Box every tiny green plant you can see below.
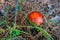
[18,4,23,11]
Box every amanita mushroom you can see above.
[29,11,43,25]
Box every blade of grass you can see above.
[35,27,54,40]
[14,0,18,28]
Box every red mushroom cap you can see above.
[29,11,43,25]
